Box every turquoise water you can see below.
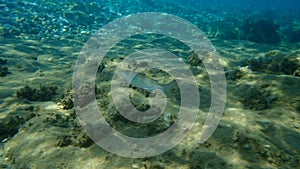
[1,0,300,43]
[0,0,300,168]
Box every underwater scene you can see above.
[0,0,300,168]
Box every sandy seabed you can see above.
[0,34,299,169]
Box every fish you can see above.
[116,70,177,95]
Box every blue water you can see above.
[185,0,300,9]
[1,0,299,43]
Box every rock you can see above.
[150,161,164,169]
[0,66,9,77]
[0,110,35,141]
[241,50,300,76]
[0,58,7,65]
[189,151,229,169]
[225,68,245,81]
[0,58,9,77]
[241,18,280,44]
[188,53,203,67]
[0,23,4,37]
[289,21,300,42]
[15,85,57,101]
[71,131,93,147]
[208,18,240,40]
[59,98,74,110]
[235,85,270,110]
[131,163,139,169]
[55,135,72,147]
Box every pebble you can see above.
[132,163,139,169]
[243,143,251,149]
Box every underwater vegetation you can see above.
[0,0,299,168]
[241,50,300,76]
[54,115,94,148]
[241,18,281,44]
[206,18,240,40]
[15,84,57,101]
[225,68,245,81]
[289,21,300,42]
[59,88,74,110]
[59,97,74,110]
[240,85,272,110]
[0,57,9,77]
[0,106,35,141]
[205,16,283,44]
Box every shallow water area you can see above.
[0,0,300,168]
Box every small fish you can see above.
[116,70,177,95]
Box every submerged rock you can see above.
[15,84,57,101]
[0,66,9,77]
[241,50,300,76]
[225,68,245,81]
[289,21,300,43]
[0,58,7,65]
[243,87,269,110]
[234,84,272,110]
[241,18,280,44]
[0,57,9,77]
[0,109,35,141]
[208,18,240,40]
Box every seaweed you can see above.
[16,84,57,101]
[0,111,35,140]
[0,57,7,65]
[242,86,270,110]
[55,135,72,147]
[208,18,240,40]
[241,18,280,44]
[60,98,74,110]
[188,53,204,67]
[290,30,300,43]
[55,119,93,148]
[225,68,245,81]
[289,22,300,43]
[0,66,9,77]
[242,50,299,76]
[0,57,9,77]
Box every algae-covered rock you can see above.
[225,68,245,81]
[243,89,269,110]
[234,84,272,110]
[55,129,93,148]
[241,18,280,44]
[188,53,203,67]
[242,50,300,76]
[73,83,97,108]
[0,66,9,77]
[289,21,300,43]
[60,98,74,110]
[189,151,229,169]
[55,135,72,147]
[71,131,93,147]
[129,91,150,111]
[15,84,57,101]
[208,19,240,40]
[0,57,9,77]
[0,110,35,141]
[59,88,74,110]
[0,58,7,65]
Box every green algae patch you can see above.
[15,85,57,101]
